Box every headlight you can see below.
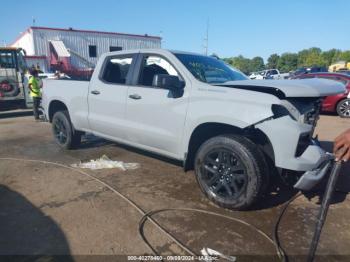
[271,100,300,121]
[272,99,322,126]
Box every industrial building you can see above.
[11,26,161,74]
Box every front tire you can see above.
[52,110,81,149]
[194,135,269,210]
[336,99,350,118]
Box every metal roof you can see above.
[30,26,161,40]
[0,47,20,50]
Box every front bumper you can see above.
[256,115,326,172]
[294,153,334,191]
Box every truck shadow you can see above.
[0,185,73,260]
[77,136,350,210]
[78,134,183,166]
[77,133,114,149]
[0,110,33,119]
[250,140,350,210]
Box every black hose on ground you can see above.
[307,161,343,262]
[1,157,341,261]
[273,193,303,262]
[0,157,285,260]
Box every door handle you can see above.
[129,94,142,100]
[91,90,100,95]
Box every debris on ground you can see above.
[71,155,140,170]
[200,247,236,262]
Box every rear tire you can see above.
[194,134,269,210]
[52,110,81,149]
[336,98,350,118]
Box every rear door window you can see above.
[101,55,134,84]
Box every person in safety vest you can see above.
[28,68,42,120]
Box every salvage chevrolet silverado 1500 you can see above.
[42,49,345,210]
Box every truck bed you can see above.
[42,79,90,131]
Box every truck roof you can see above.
[0,47,20,51]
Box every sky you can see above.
[1,0,349,61]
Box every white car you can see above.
[42,49,344,210]
[249,69,282,80]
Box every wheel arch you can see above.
[48,100,69,122]
[184,122,275,171]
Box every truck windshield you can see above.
[0,50,16,69]
[16,50,27,72]
[174,53,248,84]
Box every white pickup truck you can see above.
[249,69,288,80]
[42,49,345,210]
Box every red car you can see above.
[293,72,350,117]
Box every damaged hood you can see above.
[215,78,346,98]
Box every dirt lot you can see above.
[0,111,350,261]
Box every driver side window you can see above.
[138,56,178,87]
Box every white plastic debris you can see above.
[71,155,140,171]
[200,247,236,262]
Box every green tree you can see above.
[224,47,350,74]
[339,51,350,62]
[266,53,280,69]
[321,49,340,66]
[304,52,327,67]
[277,53,298,73]
[331,50,344,63]
[250,56,265,72]
[297,47,322,67]
[228,55,251,75]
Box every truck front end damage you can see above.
[255,97,336,191]
[217,78,346,191]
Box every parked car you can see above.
[329,61,350,72]
[292,72,350,117]
[289,66,328,78]
[42,49,344,210]
[336,69,350,76]
[249,69,281,80]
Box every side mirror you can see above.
[153,74,185,91]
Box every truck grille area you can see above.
[304,99,322,136]
[304,100,321,126]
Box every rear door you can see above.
[124,53,189,158]
[88,53,137,139]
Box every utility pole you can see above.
[203,19,209,55]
